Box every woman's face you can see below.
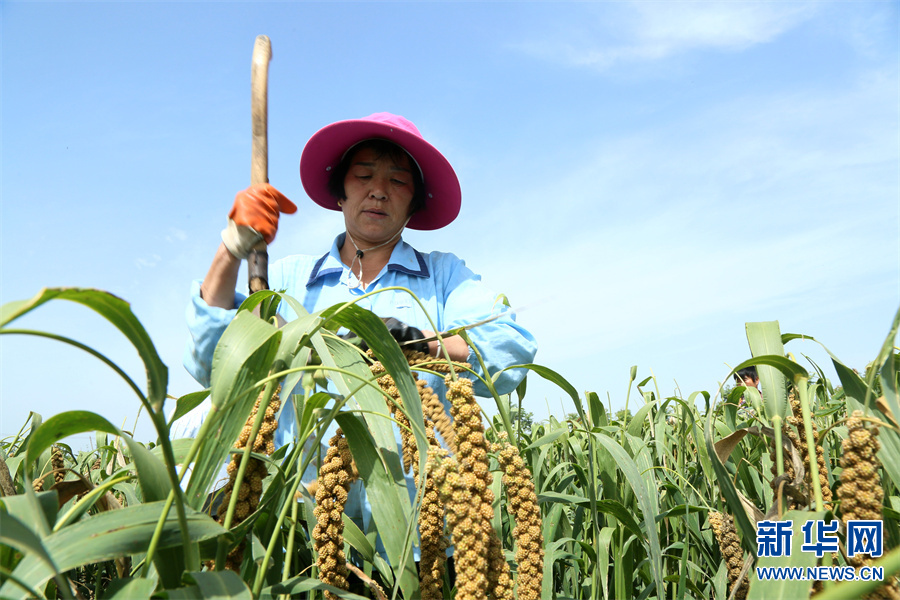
[341,146,415,245]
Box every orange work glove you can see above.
[221,184,297,259]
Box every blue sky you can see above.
[2,1,898,445]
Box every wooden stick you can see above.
[248,35,271,293]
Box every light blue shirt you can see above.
[184,234,535,395]
[176,234,537,556]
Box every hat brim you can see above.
[300,119,461,231]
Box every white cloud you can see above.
[134,254,162,269]
[844,4,899,59]
[512,2,819,70]
[452,60,897,398]
[632,3,816,52]
[166,228,188,243]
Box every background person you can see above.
[732,365,760,417]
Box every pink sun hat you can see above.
[299,112,462,231]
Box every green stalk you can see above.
[149,408,199,571]
[646,373,662,469]
[516,387,524,443]
[253,453,305,596]
[139,488,178,577]
[677,404,686,489]
[459,330,515,440]
[8,413,33,456]
[140,399,224,577]
[613,525,626,599]
[215,377,279,569]
[622,366,637,438]
[772,414,785,516]
[772,414,784,479]
[795,378,824,511]
[281,490,300,598]
[675,406,687,600]
[583,427,602,600]
[677,529,689,600]
[93,562,104,600]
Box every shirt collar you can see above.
[306,233,430,287]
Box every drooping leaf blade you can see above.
[1,288,168,414]
[0,501,224,599]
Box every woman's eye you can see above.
[391,179,407,186]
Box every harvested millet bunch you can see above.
[370,358,453,598]
[402,349,467,448]
[708,511,748,600]
[493,433,541,600]
[370,361,418,474]
[430,449,488,600]
[212,386,281,572]
[372,359,459,473]
[418,378,456,455]
[485,532,512,600]
[419,425,448,600]
[446,375,511,600]
[313,429,359,600]
[369,348,467,453]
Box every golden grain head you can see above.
[842,451,860,468]
[237,481,250,500]
[856,443,876,460]
[856,488,881,505]
[850,428,873,446]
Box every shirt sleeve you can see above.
[436,254,537,397]
[183,279,247,387]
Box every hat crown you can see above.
[360,112,423,139]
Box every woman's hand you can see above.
[339,318,469,362]
[222,183,297,259]
[421,330,470,362]
[202,184,295,309]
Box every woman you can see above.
[178,112,537,559]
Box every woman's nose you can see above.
[369,176,388,199]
